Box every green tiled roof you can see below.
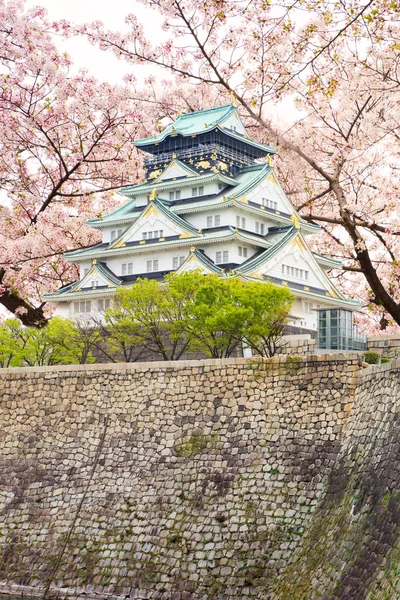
[120,171,237,198]
[238,227,296,274]
[134,104,276,154]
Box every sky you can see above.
[25,0,164,83]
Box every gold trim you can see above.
[290,213,300,229]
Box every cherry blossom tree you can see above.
[0,0,153,325]
[77,0,400,332]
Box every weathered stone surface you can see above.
[0,355,399,599]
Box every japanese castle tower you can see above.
[46,103,358,333]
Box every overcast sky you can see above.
[25,0,163,83]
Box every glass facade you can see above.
[317,309,367,351]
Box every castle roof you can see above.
[134,104,275,156]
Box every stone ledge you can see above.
[0,352,365,376]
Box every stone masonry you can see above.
[1,355,400,599]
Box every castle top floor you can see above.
[134,104,276,179]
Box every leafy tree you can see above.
[179,275,252,358]
[0,319,28,367]
[239,282,294,357]
[108,278,194,361]
[107,273,294,360]
[170,273,294,358]
[97,306,146,363]
[78,0,400,331]
[43,317,101,365]
[0,316,99,367]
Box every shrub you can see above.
[363,351,380,364]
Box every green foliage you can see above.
[363,351,380,364]
[106,272,294,360]
[0,319,27,367]
[284,355,303,374]
[0,316,100,367]
[0,274,294,366]
[107,276,195,361]
[175,432,218,457]
[381,357,391,364]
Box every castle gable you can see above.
[109,199,200,247]
[149,160,198,183]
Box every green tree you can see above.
[0,316,100,367]
[108,277,195,361]
[170,273,294,358]
[179,275,252,359]
[43,317,101,365]
[0,319,28,367]
[100,273,295,362]
[239,282,294,357]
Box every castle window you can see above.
[91,280,98,288]
[223,251,229,262]
[192,186,204,197]
[236,216,246,228]
[238,246,248,258]
[146,259,159,272]
[255,221,265,235]
[207,215,220,228]
[281,264,309,280]
[304,301,314,314]
[74,301,91,314]
[98,299,111,311]
[215,251,222,263]
[261,197,278,210]
[173,256,185,269]
[169,190,181,200]
[122,263,133,276]
[84,268,89,276]
[143,230,163,240]
[110,229,123,242]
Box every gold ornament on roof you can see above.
[148,169,162,180]
[92,259,97,264]
[290,213,301,229]
[149,188,157,201]
[190,246,195,253]
[267,154,274,167]
[196,160,211,170]
[229,91,237,106]
[177,106,183,116]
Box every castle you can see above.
[45,103,359,335]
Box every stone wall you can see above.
[1,355,400,599]
[275,334,317,356]
[368,334,400,358]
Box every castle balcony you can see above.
[143,144,260,170]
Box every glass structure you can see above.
[317,309,367,351]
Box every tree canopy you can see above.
[0,274,294,366]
